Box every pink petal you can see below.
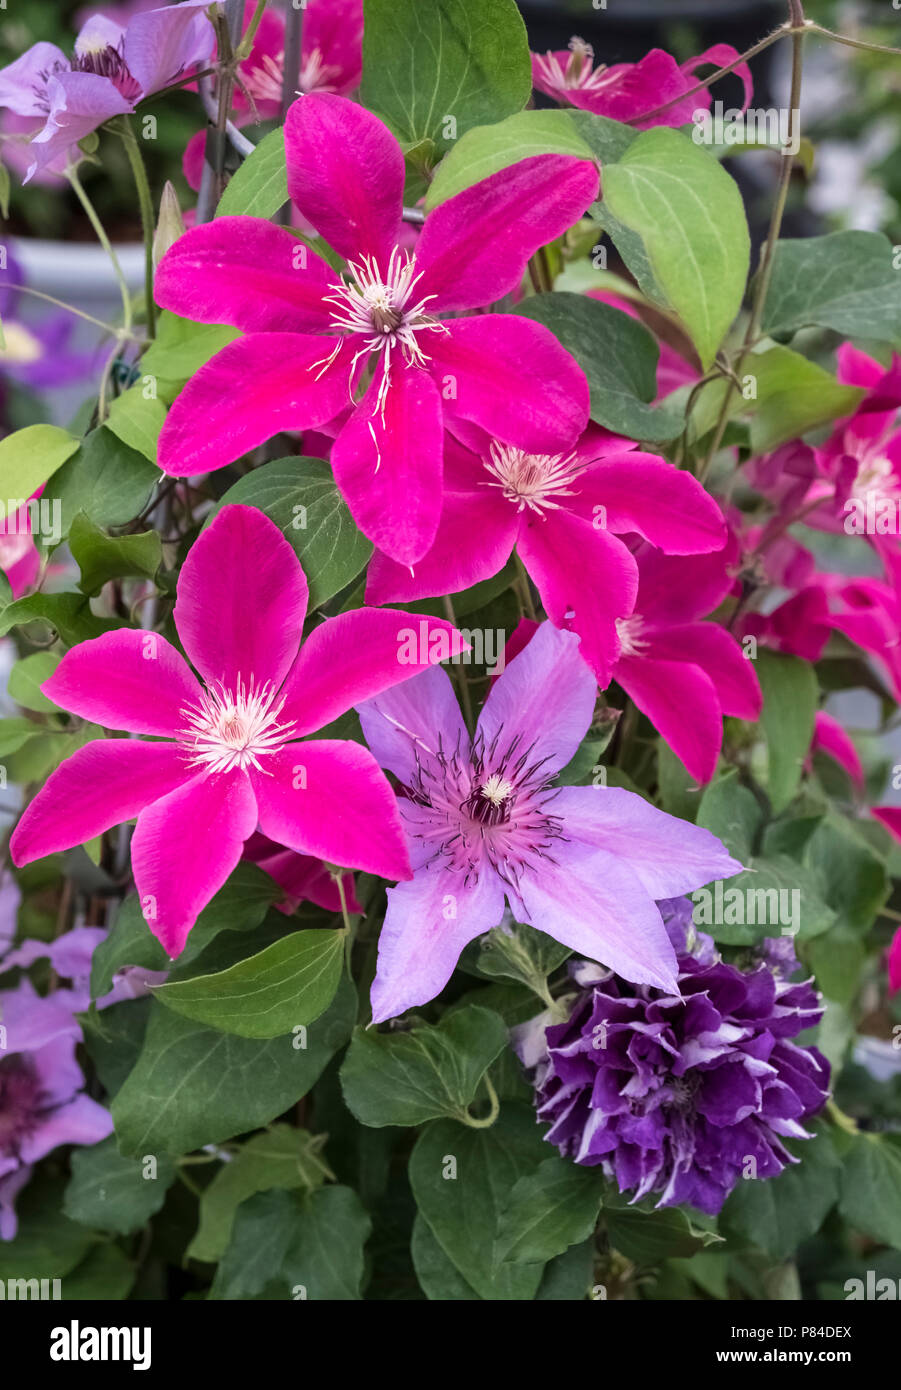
[415,155,598,313]
[155,216,335,333]
[123,0,216,94]
[431,314,592,450]
[634,541,738,625]
[303,0,363,95]
[131,768,258,957]
[682,44,753,115]
[478,620,596,775]
[554,784,743,897]
[331,361,444,565]
[280,608,466,735]
[284,93,403,265]
[357,664,469,784]
[517,509,638,687]
[569,453,727,553]
[811,711,864,789]
[26,72,133,181]
[370,866,506,1022]
[250,740,411,881]
[430,314,589,452]
[644,621,762,721]
[615,652,723,784]
[10,740,192,866]
[157,332,352,477]
[365,481,518,604]
[174,504,307,691]
[43,629,201,737]
[889,925,901,995]
[837,342,885,390]
[518,848,679,992]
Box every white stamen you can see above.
[480,774,514,806]
[483,442,584,516]
[615,615,649,659]
[178,677,295,775]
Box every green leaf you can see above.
[0,1176,95,1281]
[63,1135,176,1234]
[803,816,889,932]
[188,1125,331,1264]
[79,998,151,1098]
[210,457,372,607]
[111,976,356,1155]
[105,385,168,463]
[7,651,61,712]
[721,1124,841,1259]
[42,426,160,538]
[756,650,818,812]
[696,769,763,860]
[61,1244,136,1301]
[411,1212,480,1299]
[341,1005,507,1127]
[279,1185,372,1300]
[360,0,531,161]
[0,594,115,645]
[216,126,288,219]
[694,855,835,946]
[207,1190,297,1299]
[605,1197,720,1263]
[597,128,750,368]
[409,1104,550,1299]
[496,1156,603,1266]
[761,231,901,343]
[154,928,345,1039]
[140,312,240,400]
[426,109,593,208]
[0,424,79,516]
[536,1240,594,1300]
[69,511,162,596]
[515,293,684,443]
[0,716,49,756]
[839,1134,901,1250]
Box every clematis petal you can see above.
[554,784,742,898]
[518,846,679,992]
[131,767,258,957]
[634,541,738,625]
[615,652,724,784]
[10,740,193,866]
[284,93,403,265]
[517,509,638,687]
[18,1094,112,1165]
[43,629,202,737]
[357,664,469,784]
[123,0,217,96]
[645,622,762,721]
[415,155,598,313]
[280,608,466,735]
[331,360,444,565]
[429,314,588,452]
[478,620,597,774]
[174,504,308,691]
[250,740,411,881]
[302,0,364,95]
[811,710,864,789]
[567,453,727,553]
[26,72,133,181]
[154,216,335,333]
[157,332,353,477]
[370,866,506,1022]
[365,482,518,604]
[0,43,68,117]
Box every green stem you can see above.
[442,593,476,734]
[809,22,901,57]
[514,551,538,623]
[235,0,268,60]
[825,1098,859,1136]
[11,284,120,334]
[117,116,157,337]
[66,163,132,333]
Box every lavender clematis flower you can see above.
[516,949,830,1216]
[0,253,96,395]
[0,0,216,181]
[357,622,741,1022]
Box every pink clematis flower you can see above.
[357,621,741,1021]
[0,0,216,181]
[154,93,597,566]
[366,423,727,686]
[243,831,361,916]
[610,543,762,783]
[532,37,752,128]
[9,504,463,956]
[808,711,864,789]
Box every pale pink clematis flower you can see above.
[9,505,463,956]
[154,93,597,566]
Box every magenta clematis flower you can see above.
[808,711,864,789]
[610,543,762,783]
[532,37,752,128]
[9,504,464,956]
[356,621,741,1022]
[154,93,597,565]
[0,0,216,181]
[243,831,362,917]
[366,423,726,686]
[0,976,112,1239]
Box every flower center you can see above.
[565,36,596,86]
[615,615,648,659]
[852,453,898,505]
[242,50,286,105]
[0,322,43,366]
[72,39,142,102]
[298,46,344,95]
[178,677,296,775]
[483,442,584,516]
[464,774,515,827]
[0,1055,42,1150]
